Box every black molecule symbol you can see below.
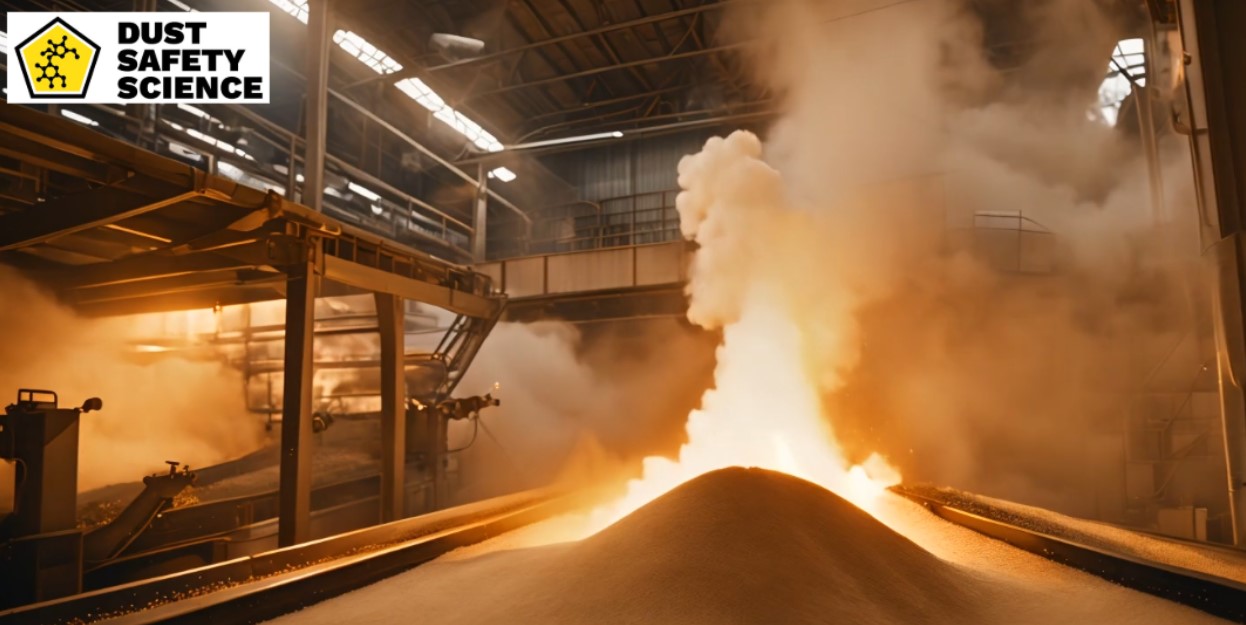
[34,60,67,89]
[35,35,80,90]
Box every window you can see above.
[1098,38,1146,126]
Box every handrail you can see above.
[62,99,475,259]
[490,190,681,260]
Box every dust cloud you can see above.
[709,0,1204,517]
[451,319,717,500]
[446,0,1201,522]
[0,268,264,493]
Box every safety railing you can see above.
[489,190,682,260]
[945,211,1056,274]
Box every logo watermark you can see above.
[6,12,269,103]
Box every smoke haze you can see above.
[453,320,717,499]
[442,0,1207,524]
[0,268,264,493]
[715,0,1205,516]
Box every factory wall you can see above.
[541,130,717,203]
[485,130,718,259]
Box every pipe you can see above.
[302,0,331,212]
[456,110,775,165]
[468,41,751,100]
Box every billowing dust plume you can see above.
[453,319,717,501]
[595,0,1203,522]
[0,268,264,493]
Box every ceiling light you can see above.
[347,181,382,202]
[267,0,308,24]
[177,103,222,126]
[263,1,507,153]
[487,167,517,183]
[395,77,505,152]
[428,33,485,58]
[61,110,99,126]
[333,30,403,75]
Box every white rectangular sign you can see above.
[5,12,270,104]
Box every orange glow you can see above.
[587,299,900,532]
[133,344,173,353]
[584,131,900,533]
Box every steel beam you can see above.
[522,84,690,125]
[468,41,748,100]
[472,167,488,262]
[71,284,286,317]
[0,182,215,252]
[456,110,774,164]
[278,256,318,547]
[66,271,274,306]
[58,243,270,289]
[0,133,117,182]
[520,100,773,142]
[375,292,406,523]
[264,57,530,225]
[0,104,193,183]
[354,1,739,87]
[321,255,498,319]
[303,0,332,212]
[322,88,531,225]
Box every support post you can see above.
[278,255,317,546]
[1132,82,1166,225]
[375,293,406,522]
[303,0,331,212]
[1176,0,1246,545]
[472,165,489,262]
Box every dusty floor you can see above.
[270,468,1232,625]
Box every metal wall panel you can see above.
[635,242,686,286]
[547,248,634,293]
[577,143,633,202]
[634,132,710,195]
[505,257,547,298]
[476,262,503,287]
[542,130,715,202]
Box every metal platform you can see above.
[0,105,507,560]
[0,104,499,319]
[476,240,689,322]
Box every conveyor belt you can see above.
[893,486,1246,624]
[0,489,576,625]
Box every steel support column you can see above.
[303,0,331,212]
[278,256,317,547]
[1176,0,1246,545]
[473,166,489,262]
[375,292,406,522]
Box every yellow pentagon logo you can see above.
[17,18,101,99]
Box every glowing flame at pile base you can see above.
[588,131,900,532]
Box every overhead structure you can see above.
[1175,0,1246,546]
[334,0,766,150]
[0,104,507,547]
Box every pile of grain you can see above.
[274,468,1230,625]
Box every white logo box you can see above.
[6,11,270,104]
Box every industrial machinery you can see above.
[0,390,196,608]
[409,393,502,506]
[0,384,504,611]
